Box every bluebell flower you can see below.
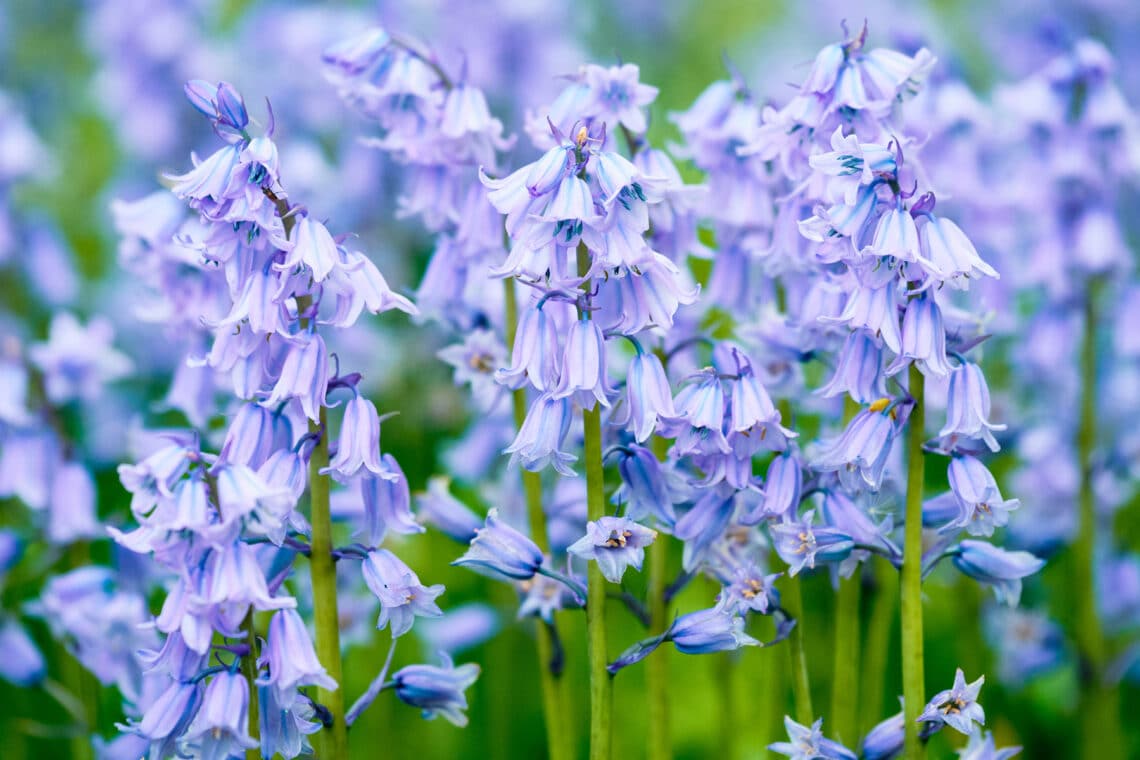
[277,215,340,282]
[118,440,193,518]
[983,606,1065,686]
[665,368,731,457]
[213,463,294,540]
[592,253,699,334]
[0,618,45,687]
[727,360,795,456]
[614,350,676,443]
[675,489,736,572]
[820,281,902,354]
[809,128,897,205]
[820,489,898,558]
[124,680,202,760]
[769,716,857,760]
[28,312,131,403]
[200,541,296,611]
[437,329,508,412]
[719,564,781,615]
[819,329,887,404]
[613,444,680,528]
[452,508,544,581]
[813,408,897,492]
[752,452,803,521]
[946,456,1019,537]
[418,604,501,655]
[771,509,855,576]
[953,541,1045,606]
[391,653,480,727]
[360,454,424,546]
[669,604,760,653]
[957,731,1021,760]
[258,684,320,760]
[583,63,658,134]
[916,668,985,735]
[552,318,615,410]
[504,394,577,476]
[886,292,955,378]
[218,402,293,470]
[47,460,100,544]
[325,394,386,479]
[257,448,308,504]
[861,711,904,760]
[183,671,257,760]
[417,477,482,543]
[259,609,338,708]
[263,332,328,422]
[917,214,998,286]
[940,361,1005,452]
[362,549,445,638]
[518,573,582,623]
[496,299,562,393]
[568,515,657,583]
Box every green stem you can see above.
[901,365,926,760]
[62,542,95,760]
[1075,285,1123,759]
[830,568,861,746]
[782,572,814,724]
[503,279,573,760]
[646,435,671,760]
[242,611,261,760]
[308,407,348,760]
[860,558,898,736]
[578,244,611,760]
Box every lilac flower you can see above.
[259,609,338,707]
[957,731,1021,760]
[567,516,657,583]
[952,541,1045,606]
[769,716,857,760]
[614,350,676,443]
[360,455,424,546]
[916,668,985,735]
[325,394,386,478]
[390,654,480,727]
[886,292,955,378]
[818,330,887,404]
[438,329,507,411]
[184,671,257,760]
[727,360,795,456]
[613,444,680,527]
[504,394,577,476]
[452,508,544,581]
[362,549,445,638]
[125,680,202,760]
[417,477,482,543]
[28,312,131,403]
[496,300,562,393]
[263,332,328,421]
[665,368,730,456]
[861,711,904,760]
[947,456,1020,537]
[0,619,45,686]
[813,408,897,491]
[719,564,781,615]
[552,318,614,410]
[258,684,321,760]
[770,510,855,576]
[940,362,1005,452]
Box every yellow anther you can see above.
[575,125,589,146]
[868,397,892,413]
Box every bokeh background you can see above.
[3,0,1140,758]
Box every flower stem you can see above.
[901,365,926,760]
[1075,285,1123,759]
[830,567,861,746]
[860,558,897,735]
[645,434,671,760]
[62,542,96,760]
[308,407,348,760]
[577,244,611,760]
[503,278,574,760]
[241,611,261,760]
[782,571,814,723]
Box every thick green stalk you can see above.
[503,279,573,760]
[860,559,897,735]
[1075,287,1123,759]
[646,435,671,760]
[242,611,261,760]
[782,572,814,723]
[901,366,926,760]
[308,407,348,760]
[829,569,861,745]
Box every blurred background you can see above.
[3,0,1140,758]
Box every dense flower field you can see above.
[2,1,1140,758]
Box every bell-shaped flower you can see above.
[118,441,193,519]
[258,683,321,760]
[727,363,795,456]
[583,63,658,134]
[675,490,736,572]
[613,351,675,442]
[886,292,955,377]
[552,318,615,410]
[218,403,293,470]
[719,563,781,615]
[770,509,855,576]
[518,573,583,623]
[391,653,480,727]
[0,619,45,687]
[957,731,1021,760]
[184,671,257,759]
[861,711,905,760]
[263,332,328,421]
[917,214,997,286]
[277,216,339,282]
[198,541,296,611]
[755,452,803,521]
[867,205,920,262]
[613,445,681,528]
[452,508,544,581]
[820,281,901,354]
[504,394,577,476]
[496,301,561,393]
[362,549,445,638]
[127,680,203,760]
[769,716,857,760]
[947,456,1019,537]
[952,540,1045,606]
[568,516,657,583]
[325,394,386,478]
[259,609,338,708]
[664,368,730,457]
[360,455,423,546]
[668,604,759,654]
[818,329,887,403]
[940,362,1005,452]
[813,408,897,492]
[916,668,985,735]
[593,253,699,334]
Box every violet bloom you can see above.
[818,329,886,404]
[184,671,256,760]
[940,362,1005,452]
[916,214,998,286]
[518,574,582,623]
[821,281,902,354]
[769,716,857,760]
[770,510,855,576]
[126,680,202,760]
[916,668,985,735]
[813,408,897,491]
[613,444,679,527]
[452,508,544,581]
[258,684,321,760]
[263,332,328,421]
[277,215,340,282]
[552,318,615,410]
[952,541,1045,606]
[504,394,577,476]
[583,63,659,134]
[666,368,730,456]
[727,363,795,456]
[755,452,803,521]
[390,654,480,727]
[958,731,1021,760]
[259,609,338,707]
[947,456,1019,537]
[719,564,781,615]
[218,403,293,470]
[325,394,386,479]
[496,299,561,393]
[568,516,657,584]
[28,312,131,403]
[362,549,444,638]
[417,477,482,543]
[0,619,45,686]
[668,605,759,653]
[437,329,507,412]
[615,350,676,443]
[861,711,904,760]
[360,454,424,546]
[886,292,954,378]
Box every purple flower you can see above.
[504,394,577,476]
[946,456,1019,537]
[417,477,482,543]
[497,300,562,393]
[567,516,657,583]
[583,63,658,134]
[552,318,615,410]
[613,444,680,528]
[770,510,855,576]
[953,541,1045,606]
[886,292,954,378]
[916,668,985,735]
[615,351,676,443]
[0,619,45,687]
[821,281,902,355]
[665,368,730,457]
[263,332,328,422]
[127,680,202,760]
[362,549,445,638]
[917,214,998,286]
[769,716,857,760]
[28,312,131,403]
[360,455,424,546]
[754,452,803,521]
[813,408,897,492]
[391,654,480,727]
[452,508,544,581]
[438,329,507,411]
[727,361,795,456]
[218,403,293,470]
[818,330,887,404]
[257,684,321,760]
[668,605,759,653]
[325,395,386,479]
[719,564,781,615]
[277,215,340,282]
[518,574,582,623]
[259,609,338,707]
[861,711,904,760]
[47,461,100,544]
[940,362,1005,452]
[184,671,257,759]
[958,731,1021,760]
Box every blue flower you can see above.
[0,619,45,687]
[953,541,1045,606]
[496,299,562,393]
[125,680,202,760]
[391,653,480,727]
[940,361,1006,452]
[861,711,904,760]
[263,332,328,422]
[886,292,955,378]
[613,444,682,528]
[818,329,887,404]
[183,671,257,760]
[916,668,986,735]
[360,455,424,546]
[946,456,1020,537]
[615,351,676,443]
[362,549,444,638]
[453,508,544,581]
[552,318,615,410]
[770,509,855,576]
[417,477,482,543]
[324,394,386,479]
[258,609,338,708]
[504,394,577,476]
[813,408,897,492]
[957,731,1021,760]
[769,716,857,760]
[568,515,657,583]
